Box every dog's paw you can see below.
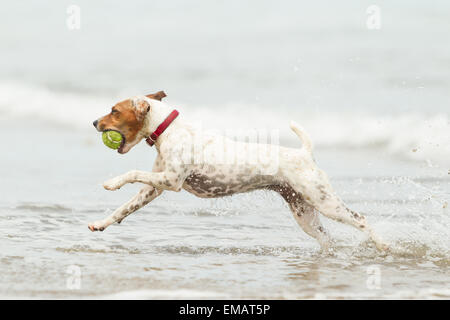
[88,221,107,232]
[103,178,124,190]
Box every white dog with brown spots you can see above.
[90,91,389,252]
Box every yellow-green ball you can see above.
[102,131,123,150]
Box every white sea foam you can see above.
[1,82,448,165]
[99,289,230,300]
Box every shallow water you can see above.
[1,120,448,299]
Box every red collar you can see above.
[145,110,179,146]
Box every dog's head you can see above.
[93,91,166,154]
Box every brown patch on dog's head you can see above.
[93,91,167,154]
[94,98,149,154]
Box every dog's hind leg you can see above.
[291,200,332,251]
[285,170,389,251]
[314,195,388,251]
[269,184,331,251]
[88,186,162,232]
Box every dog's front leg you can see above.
[88,186,162,232]
[104,170,186,192]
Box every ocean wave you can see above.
[14,203,72,213]
[0,82,448,164]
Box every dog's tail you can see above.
[289,121,313,154]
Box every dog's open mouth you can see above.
[103,129,126,154]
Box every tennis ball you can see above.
[102,130,123,150]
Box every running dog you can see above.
[90,91,388,251]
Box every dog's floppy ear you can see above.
[146,91,166,101]
[133,98,150,122]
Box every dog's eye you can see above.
[111,109,118,114]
